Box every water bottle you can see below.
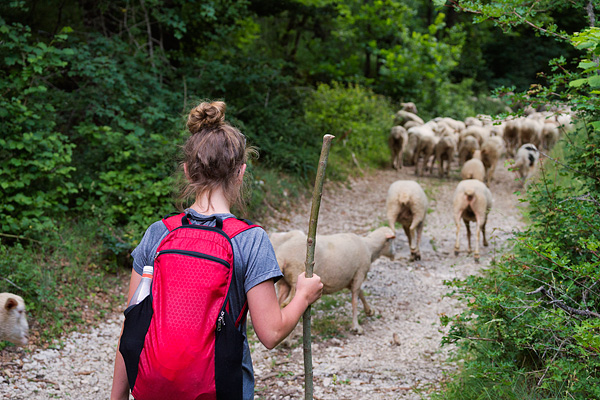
[128,265,153,307]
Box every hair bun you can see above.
[187,101,226,134]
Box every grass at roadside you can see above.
[0,221,130,350]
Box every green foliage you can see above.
[437,16,600,399]
[0,20,77,235]
[304,82,396,176]
[0,221,122,343]
[1,0,587,344]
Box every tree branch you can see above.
[511,11,569,40]
[527,286,600,318]
[1,277,26,292]
[539,150,600,182]
[559,193,600,207]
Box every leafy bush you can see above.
[304,82,396,177]
[0,221,123,345]
[0,21,77,235]
[437,27,600,400]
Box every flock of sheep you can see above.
[0,103,574,344]
[270,101,574,334]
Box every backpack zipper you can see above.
[216,310,225,332]
[156,249,231,269]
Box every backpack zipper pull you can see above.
[217,311,225,331]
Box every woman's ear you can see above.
[238,164,247,183]
[183,163,191,182]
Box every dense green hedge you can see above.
[0,0,577,347]
[436,25,600,399]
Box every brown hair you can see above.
[177,100,255,212]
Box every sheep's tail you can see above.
[464,188,476,202]
[399,192,411,205]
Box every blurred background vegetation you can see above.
[1,0,599,398]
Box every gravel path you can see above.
[0,162,525,400]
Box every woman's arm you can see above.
[247,272,322,349]
[110,270,142,400]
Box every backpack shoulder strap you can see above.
[222,217,262,238]
[162,212,185,232]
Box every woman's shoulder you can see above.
[135,219,170,250]
[146,218,170,237]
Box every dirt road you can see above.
[253,164,524,400]
[0,163,525,400]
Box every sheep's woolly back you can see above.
[269,230,305,252]
[386,180,429,215]
[390,125,408,140]
[461,158,485,182]
[514,143,540,179]
[274,228,394,299]
[453,179,493,220]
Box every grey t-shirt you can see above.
[130,209,283,399]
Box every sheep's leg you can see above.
[445,154,452,176]
[387,205,399,235]
[413,149,420,175]
[392,150,400,170]
[403,225,412,259]
[281,279,296,308]
[409,219,421,261]
[350,288,363,335]
[395,145,404,170]
[358,289,373,317]
[482,218,488,247]
[489,163,496,183]
[474,217,481,263]
[276,280,290,306]
[464,219,472,254]
[415,221,424,260]
[454,212,462,256]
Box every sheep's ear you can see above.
[4,297,18,311]
[386,231,396,239]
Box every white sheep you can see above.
[453,179,493,263]
[464,116,484,127]
[411,127,439,176]
[503,118,521,157]
[518,118,543,147]
[394,110,424,127]
[540,121,560,151]
[269,230,305,253]
[400,102,418,115]
[389,125,408,170]
[439,117,465,133]
[274,227,396,334]
[480,136,505,183]
[403,120,422,130]
[512,143,540,187]
[402,129,420,166]
[460,125,489,147]
[460,150,485,182]
[0,293,29,346]
[489,121,505,138]
[432,134,457,178]
[458,135,480,166]
[386,180,428,261]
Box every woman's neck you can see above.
[190,188,231,215]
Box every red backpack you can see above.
[119,213,259,400]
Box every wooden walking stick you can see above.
[303,134,335,400]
